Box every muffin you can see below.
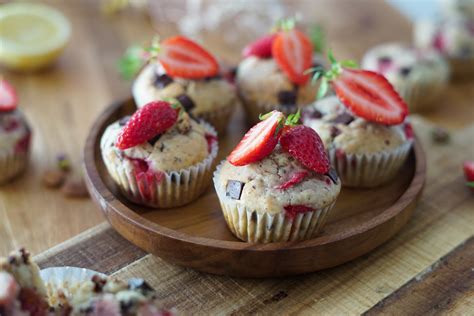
[236,26,318,124]
[361,42,449,112]
[132,35,237,135]
[0,80,31,184]
[414,17,474,78]
[101,101,218,208]
[214,111,341,243]
[303,96,413,188]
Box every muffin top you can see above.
[101,110,215,172]
[0,110,30,151]
[133,62,236,115]
[303,96,408,155]
[217,146,341,215]
[236,56,316,110]
[415,17,474,58]
[361,42,449,88]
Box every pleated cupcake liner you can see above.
[329,140,413,188]
[0,149,29,185]
[40,266,106,307]
[103,122,218,208]
[196,101,236,136]
[213,161,336,243]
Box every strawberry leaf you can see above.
[117,45,145,80]
[340,60,359,68]
[259,111,274,121]
[309,24,325,53]
[328,49,337,65]
[274,17,296,32]
[285,110,301,126]
[317,78,329,99]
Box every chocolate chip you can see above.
[177,94,195,112]
[128,278,154,295]
[119,116,131,126]
[378,56,392,64]
[330,126,341,138]
[147,134,161,146]
[278,90,297,107]
[153,74,173,88]
[330,112,354,125]
[91,275,107,293]
[384,139,390,146]
[309,109,323,119]
[203,74,222,81]
[326,168,338,184]
[19,248,29,264]
[431,127,450,144]
[400,67,412,77]
[226,180,245,200]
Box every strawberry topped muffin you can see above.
[303,54,413,188]
[132,36,237,135]
[361,42,449,112]
[236,20,317,124]
[213,111,341,243]
[101,100,218,208]
[0,79,32,184]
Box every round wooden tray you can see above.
[84,98,426,278]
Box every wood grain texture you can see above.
[83,98,425,277]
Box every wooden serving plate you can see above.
[84,99,426,278]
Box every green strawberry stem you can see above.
[304,49,358,99]
[117,36,161,80]
[467,181,474,188]
[273,17,296,32]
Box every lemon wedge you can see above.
[0,2,71,71]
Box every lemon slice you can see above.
[0,2,71,71]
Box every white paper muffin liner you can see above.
[213,161,336,243]
[196,101,236,136]
[0,149,29,185]
[103,122,218,208]
[40,266,106,307]
[329,140,413,188]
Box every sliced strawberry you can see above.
[276,170,309,190]
[228,111,284,166]
[116,101,178,150]
[272,29,313,85]
[0,79,18,112]
[242,33,276,58]
[280,125,330,174]
[463,161,474,192]
[331,68,408,125]
[284,205,315,219]
[159,36,219,79]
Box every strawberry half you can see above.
[463,161,474,192]
[228,111,284,166]
[116,101,178,150]
[0,79,18,112]
[242,33,276,58]
[272,28,313,85]
[280,125,330,174]
[158,36,219,79]
[331,68,408,125]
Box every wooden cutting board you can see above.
[35,118,474,315]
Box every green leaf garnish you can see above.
[467,181,474,188]
[340,60,359,68]
[328,49,337,65]
[317,78,329,99]
[309,24,325,53]
[274,17,296,32]
[259,112,274,121]
[285,110,301,126]
[117,36,161,80]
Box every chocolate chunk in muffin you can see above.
[226,180,245,200]
[177,94,195,112]
[153,74,173,88]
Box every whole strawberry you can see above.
[463,161,474,192]
[280,125,330,174]
[242,33,276,58]
[116,101,178,150]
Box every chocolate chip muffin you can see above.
[0,109,31,184]
[303,96,413,188]
[101,108,218,208]
[133,62,237,135]
[362,42,449,112]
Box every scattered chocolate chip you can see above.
[128,278,154,294]
[431,127,450,144]
[226,180,245,200]
[378,56,392,64]
[91,275,107,293]
[147,134,161,146]
[330,112,354,125]
[177,94,195,112]
[42,169,66,188]
[326,168,338,184]
[19,248,29,264]
[203,74,222,81]
[61,175,89,198]
[384,139,391,146]
[309,109,323,119]
[330,126,341,138]
[153,74,173,88]
[278,90,297,107]
[159,143,165,152]
[119,116,131,127]
[8,256,17,265]
[400,67,412,77]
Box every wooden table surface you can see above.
[1,0,474,314]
